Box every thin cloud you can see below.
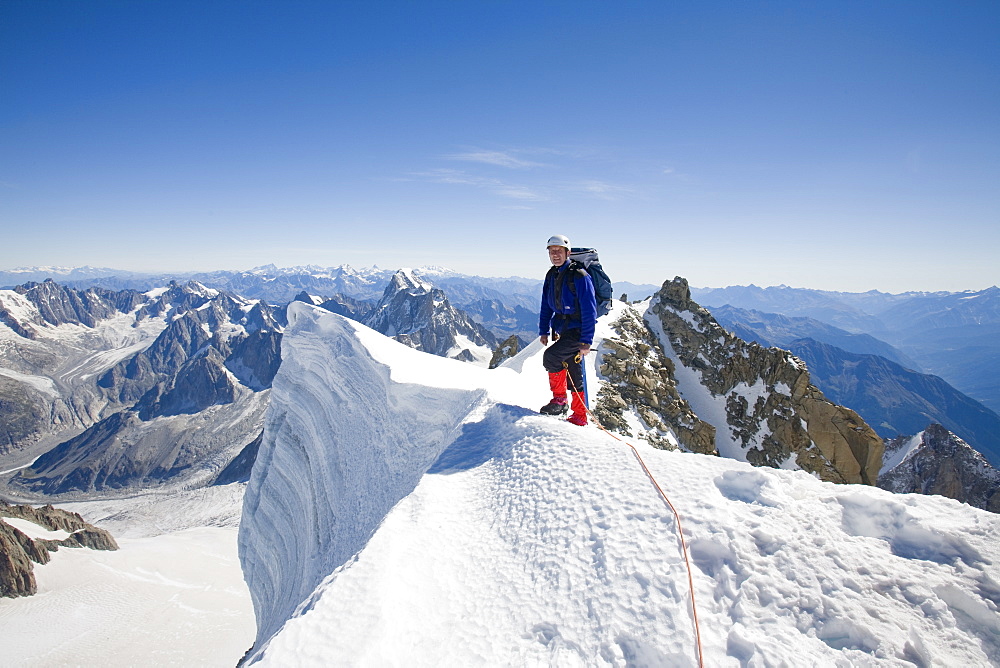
[443,150,547,169]
[411,169,549,202]
[564,180,635,200]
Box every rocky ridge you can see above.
[709,306,1000,468]
[594,304,717,454]
[646,278,883,485]
[693,283,1000,415]
[0,279,146,339]
[0,500,118,597]
[784,338,1000,466]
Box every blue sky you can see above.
[2,1,997,292]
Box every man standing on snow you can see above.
[539,234,598,426]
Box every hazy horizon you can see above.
[1,261,997,295]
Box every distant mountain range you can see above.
[1,264,660,346]
[695,284,1000,415]
[711,304,1000,468]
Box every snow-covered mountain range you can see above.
[2,270,997,503]
[2,265,999,665]
[0,279,282,496]
[1,264,658,342]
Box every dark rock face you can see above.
[0,501,118,598]
[647,277,884,485]
[214,431,263,485]
[138,348,239,419]
[879,424,1000,513]
[0,376,50,454]
[226,331,283,391]
[0,520,41,597]
[25,411,141,493]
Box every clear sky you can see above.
[2,1,998,292]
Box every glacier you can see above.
[239,302,1000,666]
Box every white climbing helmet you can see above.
[545,234,570,250]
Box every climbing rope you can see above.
[565,351,705,668]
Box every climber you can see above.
[538,234,598,426]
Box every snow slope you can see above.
[239,303,1000,666]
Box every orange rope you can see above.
[565,354,705,668]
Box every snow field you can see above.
[0,487,255,667]
[242,303,1000,666]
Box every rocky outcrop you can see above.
[647,277,883,485]
[0,501,118,598]
[595,306,717,454]
[489,335,522,369]
[879,425,1000,513]
[0,520,44,596]
[37,526,119,552]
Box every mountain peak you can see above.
[388,268,433,295]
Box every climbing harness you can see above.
[565,352,705,668]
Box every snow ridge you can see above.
[239,302,1000,667]
[239,302,486,653]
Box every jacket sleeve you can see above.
[538,273,554,337]
[576,271,598,345]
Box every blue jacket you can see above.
[538,261,598,345]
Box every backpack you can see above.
[569,247,613,309]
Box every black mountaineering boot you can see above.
[540,398,569,416]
